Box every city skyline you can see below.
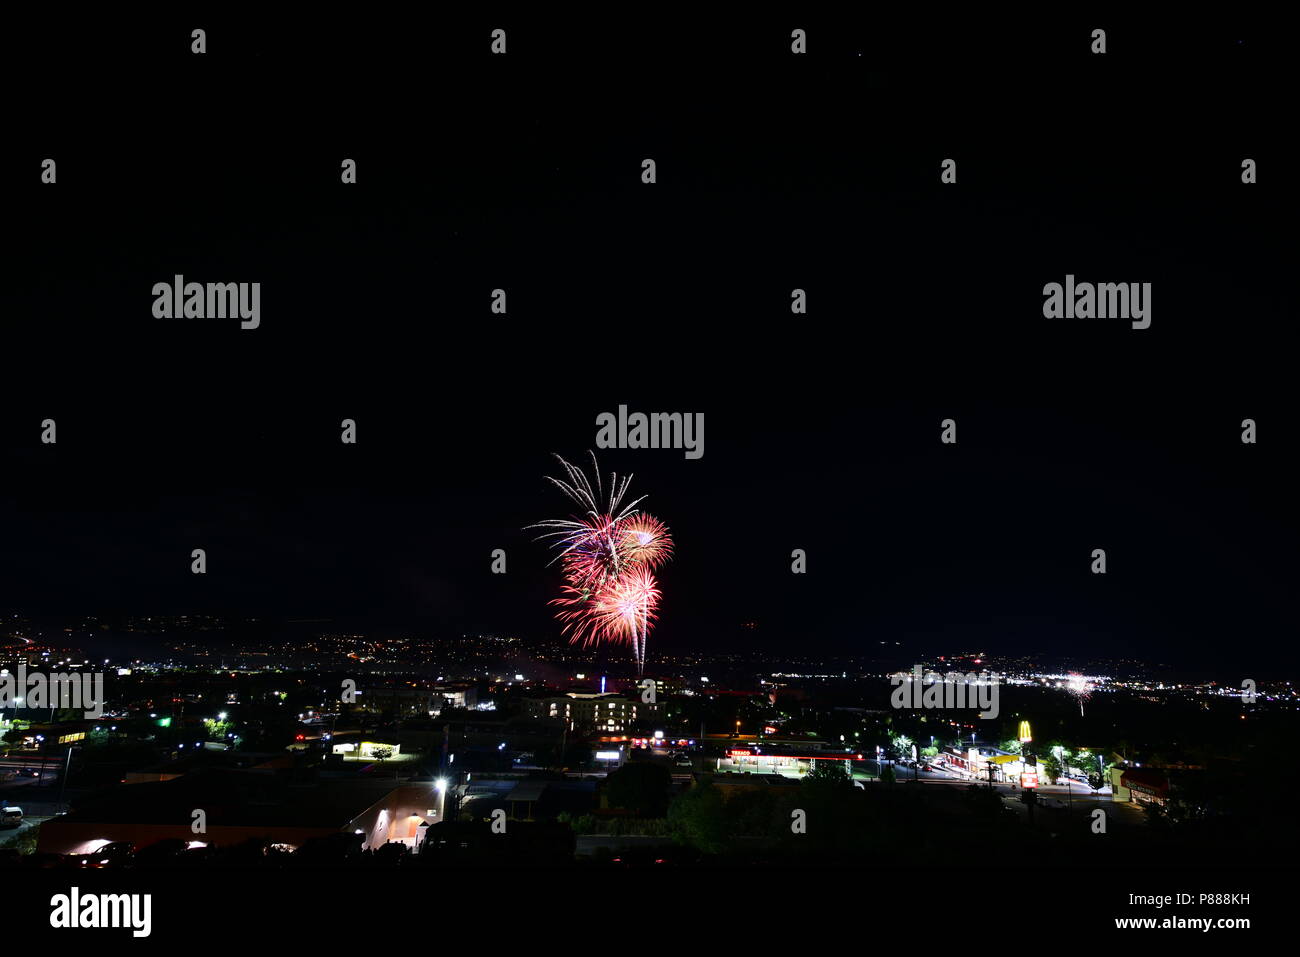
[1,398,1291,675]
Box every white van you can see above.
[0,807,23,827]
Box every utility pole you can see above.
[56,746,73,812]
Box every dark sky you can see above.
[1,13,1293,672]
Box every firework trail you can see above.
[529,453,672,674]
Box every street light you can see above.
[434,777,450,828]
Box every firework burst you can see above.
[530,453,672,674]
[1066,673,1092,716]
[529,453,645,585]
[553,566,661,650]
[616,514,674,570]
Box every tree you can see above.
[726,788,779,837]
[805,759,851,784]
[604,762,672,817]
[1073,749,1094,779]
[929,730,956,750]
[1041,752,1063,785]
[202,718,233,742]
[962,783,1005,820]
[0,822,40,855]
[1142,800,1171,830]
[667,783,728,854]
[999,739,1023,755]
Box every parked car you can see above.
[69,841,134,868]
[0,806,23,827]
[17,767,40,778]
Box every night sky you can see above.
[2,14,1293,673]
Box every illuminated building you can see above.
[523,692,656,733]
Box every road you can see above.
[0,814,49,848]
[0,757,59,791]
[854,759,1147,827]
[857,759,961,782]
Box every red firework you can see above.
[558,513,624,592]
[530,454,673,673]
[553,566,661,650]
